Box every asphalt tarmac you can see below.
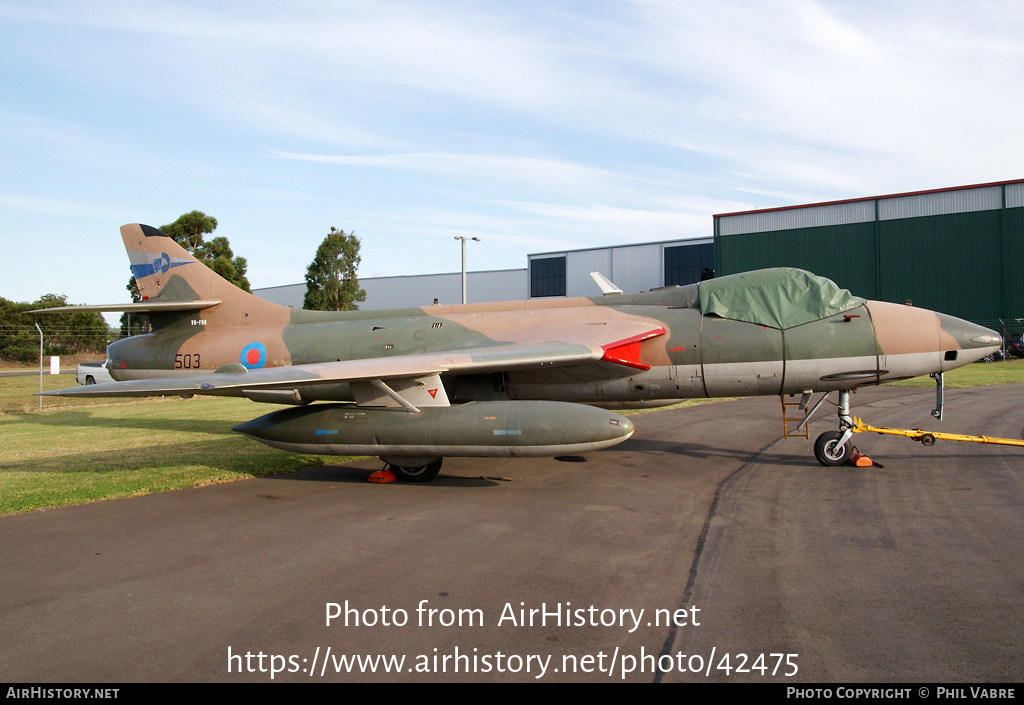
[2,384,1022,683]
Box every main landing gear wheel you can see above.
[814,431,852,466]
[388,458,443,483]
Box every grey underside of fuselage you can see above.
[240,358,886,406]
[506,356,905,403]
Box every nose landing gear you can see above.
[807,373,963,465]
[813,389,855,466]
[814,430,853,466]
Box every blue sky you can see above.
[3,1,1023,315]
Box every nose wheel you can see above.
[385,457,443,482]
[814,430,853,466]
[813,389,856,467]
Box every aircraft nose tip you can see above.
[969,330,1002,347]
[937,313,1000,350]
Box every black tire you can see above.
[390,458,443,483]
[920,434,936,447]
[814,431,852,467]
[85,376,96,385]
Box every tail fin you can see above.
[122,223,289,326]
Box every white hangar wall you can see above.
[254,269,528,310]
[254,238,714,310]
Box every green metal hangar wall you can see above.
[713,179,1024,335]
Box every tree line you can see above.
[0,295,109,362]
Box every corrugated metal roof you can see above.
[878,185,1002,220]
[529,237,710,259]
[1006,182,1024,208]
[717,200,875,236]
[717,179,1024,235]
[714,178,1024,219]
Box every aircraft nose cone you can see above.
[934,312,1001,370]
[936,313,1001,350]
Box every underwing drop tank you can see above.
[233,400,634,459]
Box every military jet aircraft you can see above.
[41,224,1002,481]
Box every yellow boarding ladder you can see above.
[780,393,812,439]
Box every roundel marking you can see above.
[153,252,171,274]
[240,341,267,369]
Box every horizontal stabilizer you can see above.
[29,300,221,314]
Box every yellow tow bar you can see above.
[851,417,1024,448]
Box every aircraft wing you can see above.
[42,323,665,407]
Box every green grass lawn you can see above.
[0,397,348,515]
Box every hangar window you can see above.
[665,243,714,286]
[531,256,566,298]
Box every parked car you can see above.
[1007,333,1024,359]
[77,362,113,385]
[980,333,1023,362]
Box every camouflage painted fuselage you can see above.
[106,272,998,405]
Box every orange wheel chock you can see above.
[368,468,398,483]
[848,450,874,467]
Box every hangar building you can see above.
[255,237,713,309]
[714,179,1024,334]
[254,179,1022,336]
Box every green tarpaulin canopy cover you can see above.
[698,268,865,329]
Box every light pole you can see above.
[454,236,481,304]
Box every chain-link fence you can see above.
[1,359,102,413]
[0,358,177,413]
[1,320,124,413]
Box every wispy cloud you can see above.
[2,0,1023,301]
[0,192,123,220]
